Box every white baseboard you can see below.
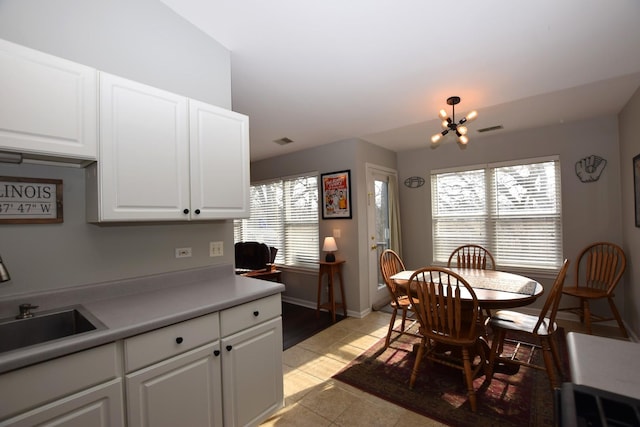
[281,296,370,319]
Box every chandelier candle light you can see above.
[322,237,338,262]
[431,96,478,147]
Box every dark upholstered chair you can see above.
[234,242,273,273]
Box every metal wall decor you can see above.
[404,176,425,188]
[575,155,607,183]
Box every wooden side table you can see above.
[241,269,282,283]
[316,260,347,322]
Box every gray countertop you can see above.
[566,332,640,400]
[0,264,285,374]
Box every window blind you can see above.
[235,173,319,269]
[431,157,562,272]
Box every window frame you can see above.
[234,171,319,271]
[431,156,563,277]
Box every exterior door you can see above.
[366,164,397,309]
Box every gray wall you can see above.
[619,86,640,337]
[0,0,235,298]
[397,116,625,316]
[251,138,397,315]
[0,0,231,108]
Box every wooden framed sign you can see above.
[0,176,63,223]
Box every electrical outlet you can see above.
[209,241,223,257]
[175,247,192,258]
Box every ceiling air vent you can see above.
[273,137,294,145]
[477,125,504,133]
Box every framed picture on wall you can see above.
[321,170,352,219]
[634,154,640,227]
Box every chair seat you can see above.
[391,295,416,308]
[562,286,608,299]
[489,310,556,336]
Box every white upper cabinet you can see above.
[189,99,249,220]
[0,39,97,163]
[89,72,191,222]
[87,72,250,222]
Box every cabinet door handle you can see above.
[213,350,220,356]
[183,209,189,215]
[175,337,184,344]
[226,345,233,352]
[194,209,201,215]
[253,310,259,317]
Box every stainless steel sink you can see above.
[0,305,106,353]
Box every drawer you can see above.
[124,312,219,373]
[0,343,120,420]
[220,293,281,337]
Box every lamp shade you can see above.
[322,237,338,252]
[322,237,338,262]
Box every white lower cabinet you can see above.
[0,379,124,427]
[0,294,283,427]
[124,295,283,427]
[221,317,283,427]
[126,342,223,427]
[0,343,124,427]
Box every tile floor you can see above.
[261,310,628,427]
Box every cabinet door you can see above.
[126,342,223,427]
[98,72,190,221]
[189,99,250,219]
[0,379,124,427]
[0,39,97,161]
[222,317,283,427]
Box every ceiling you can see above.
[159,0,640,161]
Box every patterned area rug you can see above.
[333,325,568,426]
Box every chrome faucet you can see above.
[16,303,39,319]
[0,255,10,282]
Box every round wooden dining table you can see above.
[390,267,543,310]
[391,267,544,367]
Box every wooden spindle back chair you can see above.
[407,267,485,412]
[379,249,416,348]
[486,259,570,390]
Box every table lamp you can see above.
[322,237,338,262]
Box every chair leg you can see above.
[384,308,398,349]
[409,338,426,389]
[400,307,408,332]
[486,329,505,381]
[607,297,629,338]
[540,337,559,390]
[549,334,564,380]
[462,347,477,412]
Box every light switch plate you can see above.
[210,241,223,257]
[175,247,192,258]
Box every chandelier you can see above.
[430,96,478,146]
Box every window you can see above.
[234,173,319,269]
[431,156,563,273]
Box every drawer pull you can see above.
[183,209,189,214]
[253,310,259,317]
[175,337,184,344]
[213,350,220,356]
[194,209,201,215]
[226,345,233,352]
